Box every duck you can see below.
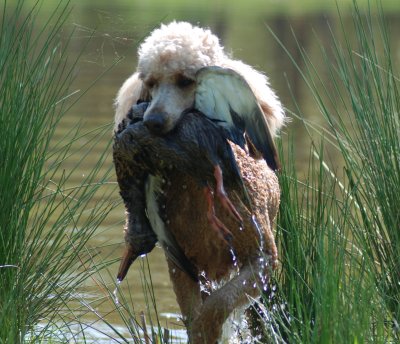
[113,67,280,283]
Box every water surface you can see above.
[44,0,400,341]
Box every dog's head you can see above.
[114,21,285,137]
[137,21,225,135]
[138,71,196,134]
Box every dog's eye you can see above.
[176,75,195,88]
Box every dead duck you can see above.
[113,67,280,282]
[114,106,248,282]
[112,65,280,343]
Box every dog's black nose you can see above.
[143,114,166,134]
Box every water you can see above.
[43,1,400,341]
[229,247,240,273]
[251,215,265,252]
[113,279,121,305]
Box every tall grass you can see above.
[92,258,185,344]
[76,2,399,343]
[0,1,115,342]
[258,1,399,343]
[7,1,395,343]
[72,2,399,343]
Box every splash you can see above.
[251,215,265,250]
[199,271,211,296]
[113,279,121,305]
[229,247,239,273]
[257,256,270,291]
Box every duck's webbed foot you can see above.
[204,186,233,245]
[213,165,243,223]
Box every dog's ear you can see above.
[114,72,146,132]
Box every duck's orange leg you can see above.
[204,186,233,245]
[213,165,243,223]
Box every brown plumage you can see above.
[113,103,280,343]
[114,101,262,281]
[114,102,247,282]
[113,22,283,343]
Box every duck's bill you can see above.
[117,247,139,282]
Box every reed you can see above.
[260,1,399,342]
[0,1,115,342]
[7,0,396,342]
[94,2,399,343]
[87,2,399,343]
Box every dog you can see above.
[114,21,284,343]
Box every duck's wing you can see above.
[195,66,280,171]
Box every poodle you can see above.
[114,21,284,343]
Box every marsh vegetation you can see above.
[1,0,399,342]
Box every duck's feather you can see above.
[195,66,280,171]
[146,175,198,282]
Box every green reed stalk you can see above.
[94,258,176,344]
[259,139,383,343]
[263,1,399,343]
[0,1,115,342]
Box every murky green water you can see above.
[38,0,400,341]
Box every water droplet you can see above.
[172,268,176,274]
[113,279,121,305]
[251,215,265,249]
[242,280,247,286]
[140,254,146,258]
[229,248,239,272]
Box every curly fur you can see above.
[114,21,284,343]
[114,21,284,135]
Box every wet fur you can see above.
[114,21,284,343]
